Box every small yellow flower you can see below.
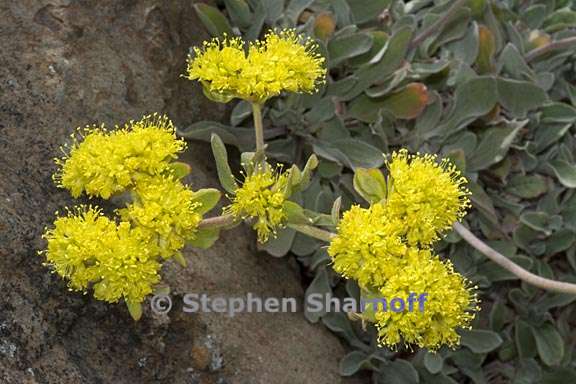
[386,149,471,246]
[328,203,411,289]
[226,166,289,242]
[185,29,326,103]
[118,175,203,258]
[41,206,161,304]
[373,251,478,351]
[55,114,185,199]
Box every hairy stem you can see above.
[198,214,236,230]
[410,0,467,49]
[252,103,265,157]
[454,222,576,295]
[287,224,335,242]
[525,36,576,62]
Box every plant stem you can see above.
[454,222,576,295]
[252,102,265,157]
[287,224,335,242]
[198,214,235,230]
[525,36,576,62]
[410,0,467,49]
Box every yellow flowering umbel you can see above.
[328,203,408,289]
[55,114,185,199]
[226,166,289,243]
[329,149,477,350]
[118,175,202,259]
[185,29,326,103]
[374,252,478,351]
[41,206,161,306]
[386,149,471,246]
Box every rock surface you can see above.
[0,1,362,383]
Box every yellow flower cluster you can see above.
[118,175,202,259]
[329,203,408,288]
[328,150,476,350]
[386,149,471,246]
[226,166,289,243]
[374,251,477,350]
[43,115,208,315]
[185,30,326,103]
[55,114,186,199]
[41,206,161,305]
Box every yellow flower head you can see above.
[185,29,326,103]
[185,35,247,99]
[226,166,289,243]
[328,203,410,289]
[386,149,471,246]
[241,30,326,102]
[55,114,186,199]
[41,206,161,304]
[119,175,202,258]
[373,251,478,351]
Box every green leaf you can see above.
[506,174,548,199]
[314,140,384,170]
[532,322,565,366]
[193,4,233,37]
[460,329,503,353]
[497,78,548,117]
[283,200,310,225]
[346,0,392,24]
[353,168,387,204]
[328,32,373,67]
[439,76,498,135]
[520,211,552,235]
[210,134,238,194]
[423,351,444,374]
[173,252,187,267]
[542,368,576,384]
[516,318,538,359]
[535,123,572,153]
[304,268,332,323]
[261,227,296,257]
[230,100,252,126]
[224,0,252,28]
[540,102,576,124]
[168,161,191,179]
[382,83,429,119]
[467,120,524,171]
[543,9,576,33]
[187,228,220,249]
[178,121,254,151]
[476,25,495,74]
[546,229,575,255]
[339,351,370,376]
[344,26,413,99]
[499,43,534,80]
[548,159,576,188]
[322,312,369,351]
[300,154,319,190]
[377,359,419,384]
[190,188,221,215]
[331,196,342,225]
[285,0,314,23]
[349,83,428,122]
[126,301,142,321]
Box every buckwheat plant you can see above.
[41,23,576,376]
